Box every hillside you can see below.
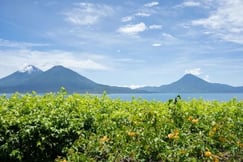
[0,65,140,93]
[138,74,243,93]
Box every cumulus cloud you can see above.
[0,48,110,77]
[149,25,162,30]
[117,22,147,35]
[192,0,243,44]
[185,68,201,76]
[152,43,161,47]
[144,2,159,7]
[64,3,113,25]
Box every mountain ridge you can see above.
[0,65,142,93]
[0,65,242,93]
[138,74,243,93]
[0,65,43,87]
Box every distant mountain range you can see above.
[0,65,141,93]
[138,74,243,93]
[0,65,242,93]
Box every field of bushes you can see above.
[0,90,242,161]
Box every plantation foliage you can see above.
[0,91,242,161]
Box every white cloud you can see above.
[149,25,162,30]
[152,43,161,47]
[0,49,110,77]
[121,16,133,22]
[64,3,113,25]
[181,1,201,7]
[115,58,144,64]
[120,84,147,89]
[117,22,147,35]
[185,68,201,76]
[204,75,210,82]
[0,39,48,49]
[144,2,159,7]
[192,0,243,44]
[121,12,150,23]
[220,34,243,45]
[135,12,150,17]
[162,33,176,40]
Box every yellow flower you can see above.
[127,131,137,137]
[100,136,109,143]
[187,116,193,121]
[168,130,179,140]
[204,151,212,157]
[237,141,243,148]
[188,116,199,124]
[213,156,219,162]
[173,135,179,140]
[191,118,199,124]
[168,133,174,139]
[209,126,218,136]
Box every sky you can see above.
[0,0,243,88]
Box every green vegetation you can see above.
[0,90,242,162]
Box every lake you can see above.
[109,93,243,101]
[1,93,243,102]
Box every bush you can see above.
[0,91,242,161]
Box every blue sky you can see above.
[0,0,243,88]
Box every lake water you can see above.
[1,93,243,102]
[109,93,243,101]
